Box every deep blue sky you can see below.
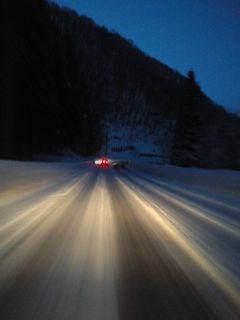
[53,0,240,113]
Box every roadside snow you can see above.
[101,123,165,162]
[0,160,83,192]
[129,163,240,199]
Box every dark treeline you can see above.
[0,0,102,158]
[0,0,239,168]
[171,71,240,168]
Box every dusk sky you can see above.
[53,0,240,113]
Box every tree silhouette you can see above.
[171,70,207,167]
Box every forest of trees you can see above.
[0,0,239,168]
[0,0,102,158]
[171,71,240,168]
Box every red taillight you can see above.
[101,158,109,166]
[95,157,110,167]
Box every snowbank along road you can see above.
[0,160,239,320]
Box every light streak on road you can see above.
[116,176,240,318]
[0,163,239,319]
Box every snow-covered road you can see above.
[0,160,239,319]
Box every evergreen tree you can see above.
[171,70,207,167]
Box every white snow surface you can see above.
[0,159,240,319]
[1,159,239,199]
[130,163,240,199]
[101,123,165,162]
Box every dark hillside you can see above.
[0,0,239,168]
[0,0,102,158]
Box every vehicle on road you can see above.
[94,157,110,167]
[94,157,129,168]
